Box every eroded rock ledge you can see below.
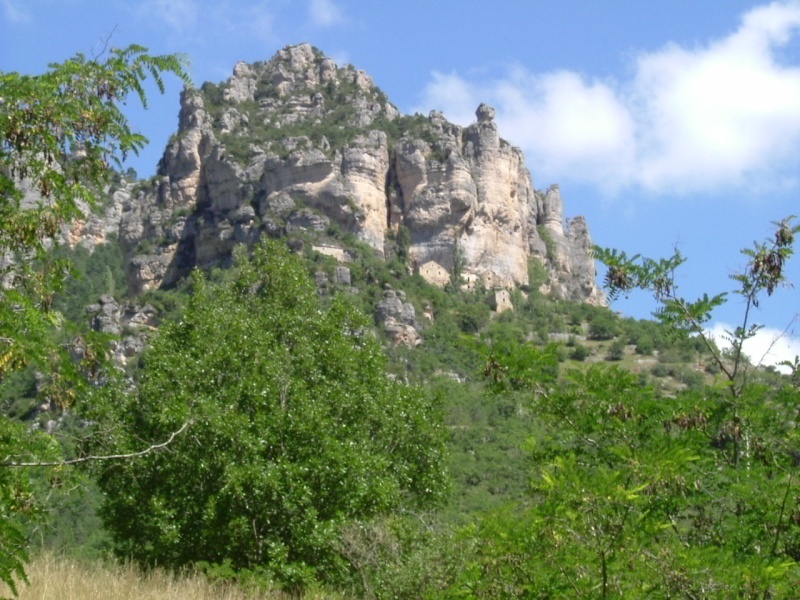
[112,43,603,305]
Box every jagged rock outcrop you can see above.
[530,185,606,304]
[115,43,603,304]
[60,184,130,249]
[396,102,538,291]
[8,175,130,252]
[86,295,157,366]
[375,287,421,347]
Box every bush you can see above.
[651,363,669,378]
[457,303,491,333]
[635,335,655,355]
[588,313,618,341]
[569,344,590,362]
[606,340,626,361]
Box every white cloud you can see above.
[706,321,800,372]
[415,71,481,125]
[633,1,800,192]
[308,0,344,28]
[1,0,29,23]
[497,70,636,191]
[415,1,800,195]
[137,0,199,34]
[132,1,277,45]
[415,68,637,191]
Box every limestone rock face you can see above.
[375,288,421,347]
[396,104,536,290]
[86,295,157,366]
[60,184,129,250]
[333,266,351,286]
[111,43,603,304]
[564,216,606,305]
[531,186,605,305]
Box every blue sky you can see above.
[3,0,800,368]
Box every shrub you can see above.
[606,340,626,361]
[569,343,590,362]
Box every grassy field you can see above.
[1,554,349,600]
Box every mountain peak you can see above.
[223,43,380,106]
[116,45,604,305]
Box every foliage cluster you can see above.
[536,224,558,262]
[433,219,800,598]
[0,44,189,594]
[51,238,127,323]
[88,241,449,589]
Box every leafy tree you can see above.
[93,241,448,588]
[588,311,618,340]
[0,45,189,594]
[1,45,189,361]
[442,219,800,598]
[446,366,679,598]
[595,217,800,459]
[480,340,560,394]
[605,339,625,361]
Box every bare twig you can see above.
[0,421,191,468]
[753,315,799,370]
[91,25,118,60]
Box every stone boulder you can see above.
[375,288,420,347]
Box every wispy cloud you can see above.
[415,69,637,191]
[1,0,30,23]
[137,0,199,34]
[706,321,800,373]
[416,1,800,195]
[131,0,277,45]
[232,1,277,44]
[308,0,344,28]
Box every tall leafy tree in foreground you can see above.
[93,241,448,588]
[0,45,189,594]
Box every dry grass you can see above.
[0,553,349,600]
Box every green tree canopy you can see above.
[0,45,189,595]
[440,219,800,598]
[92,241,448,587]
[0,44,189,375]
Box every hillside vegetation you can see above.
[3,218,796,598]
[3,43,800,599]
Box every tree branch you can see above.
[0,421,191,468]
[770,472,793,557]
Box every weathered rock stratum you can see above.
[112,43,603,304]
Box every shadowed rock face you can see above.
[108,43,603,304]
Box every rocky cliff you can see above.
[108,43,602,304]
